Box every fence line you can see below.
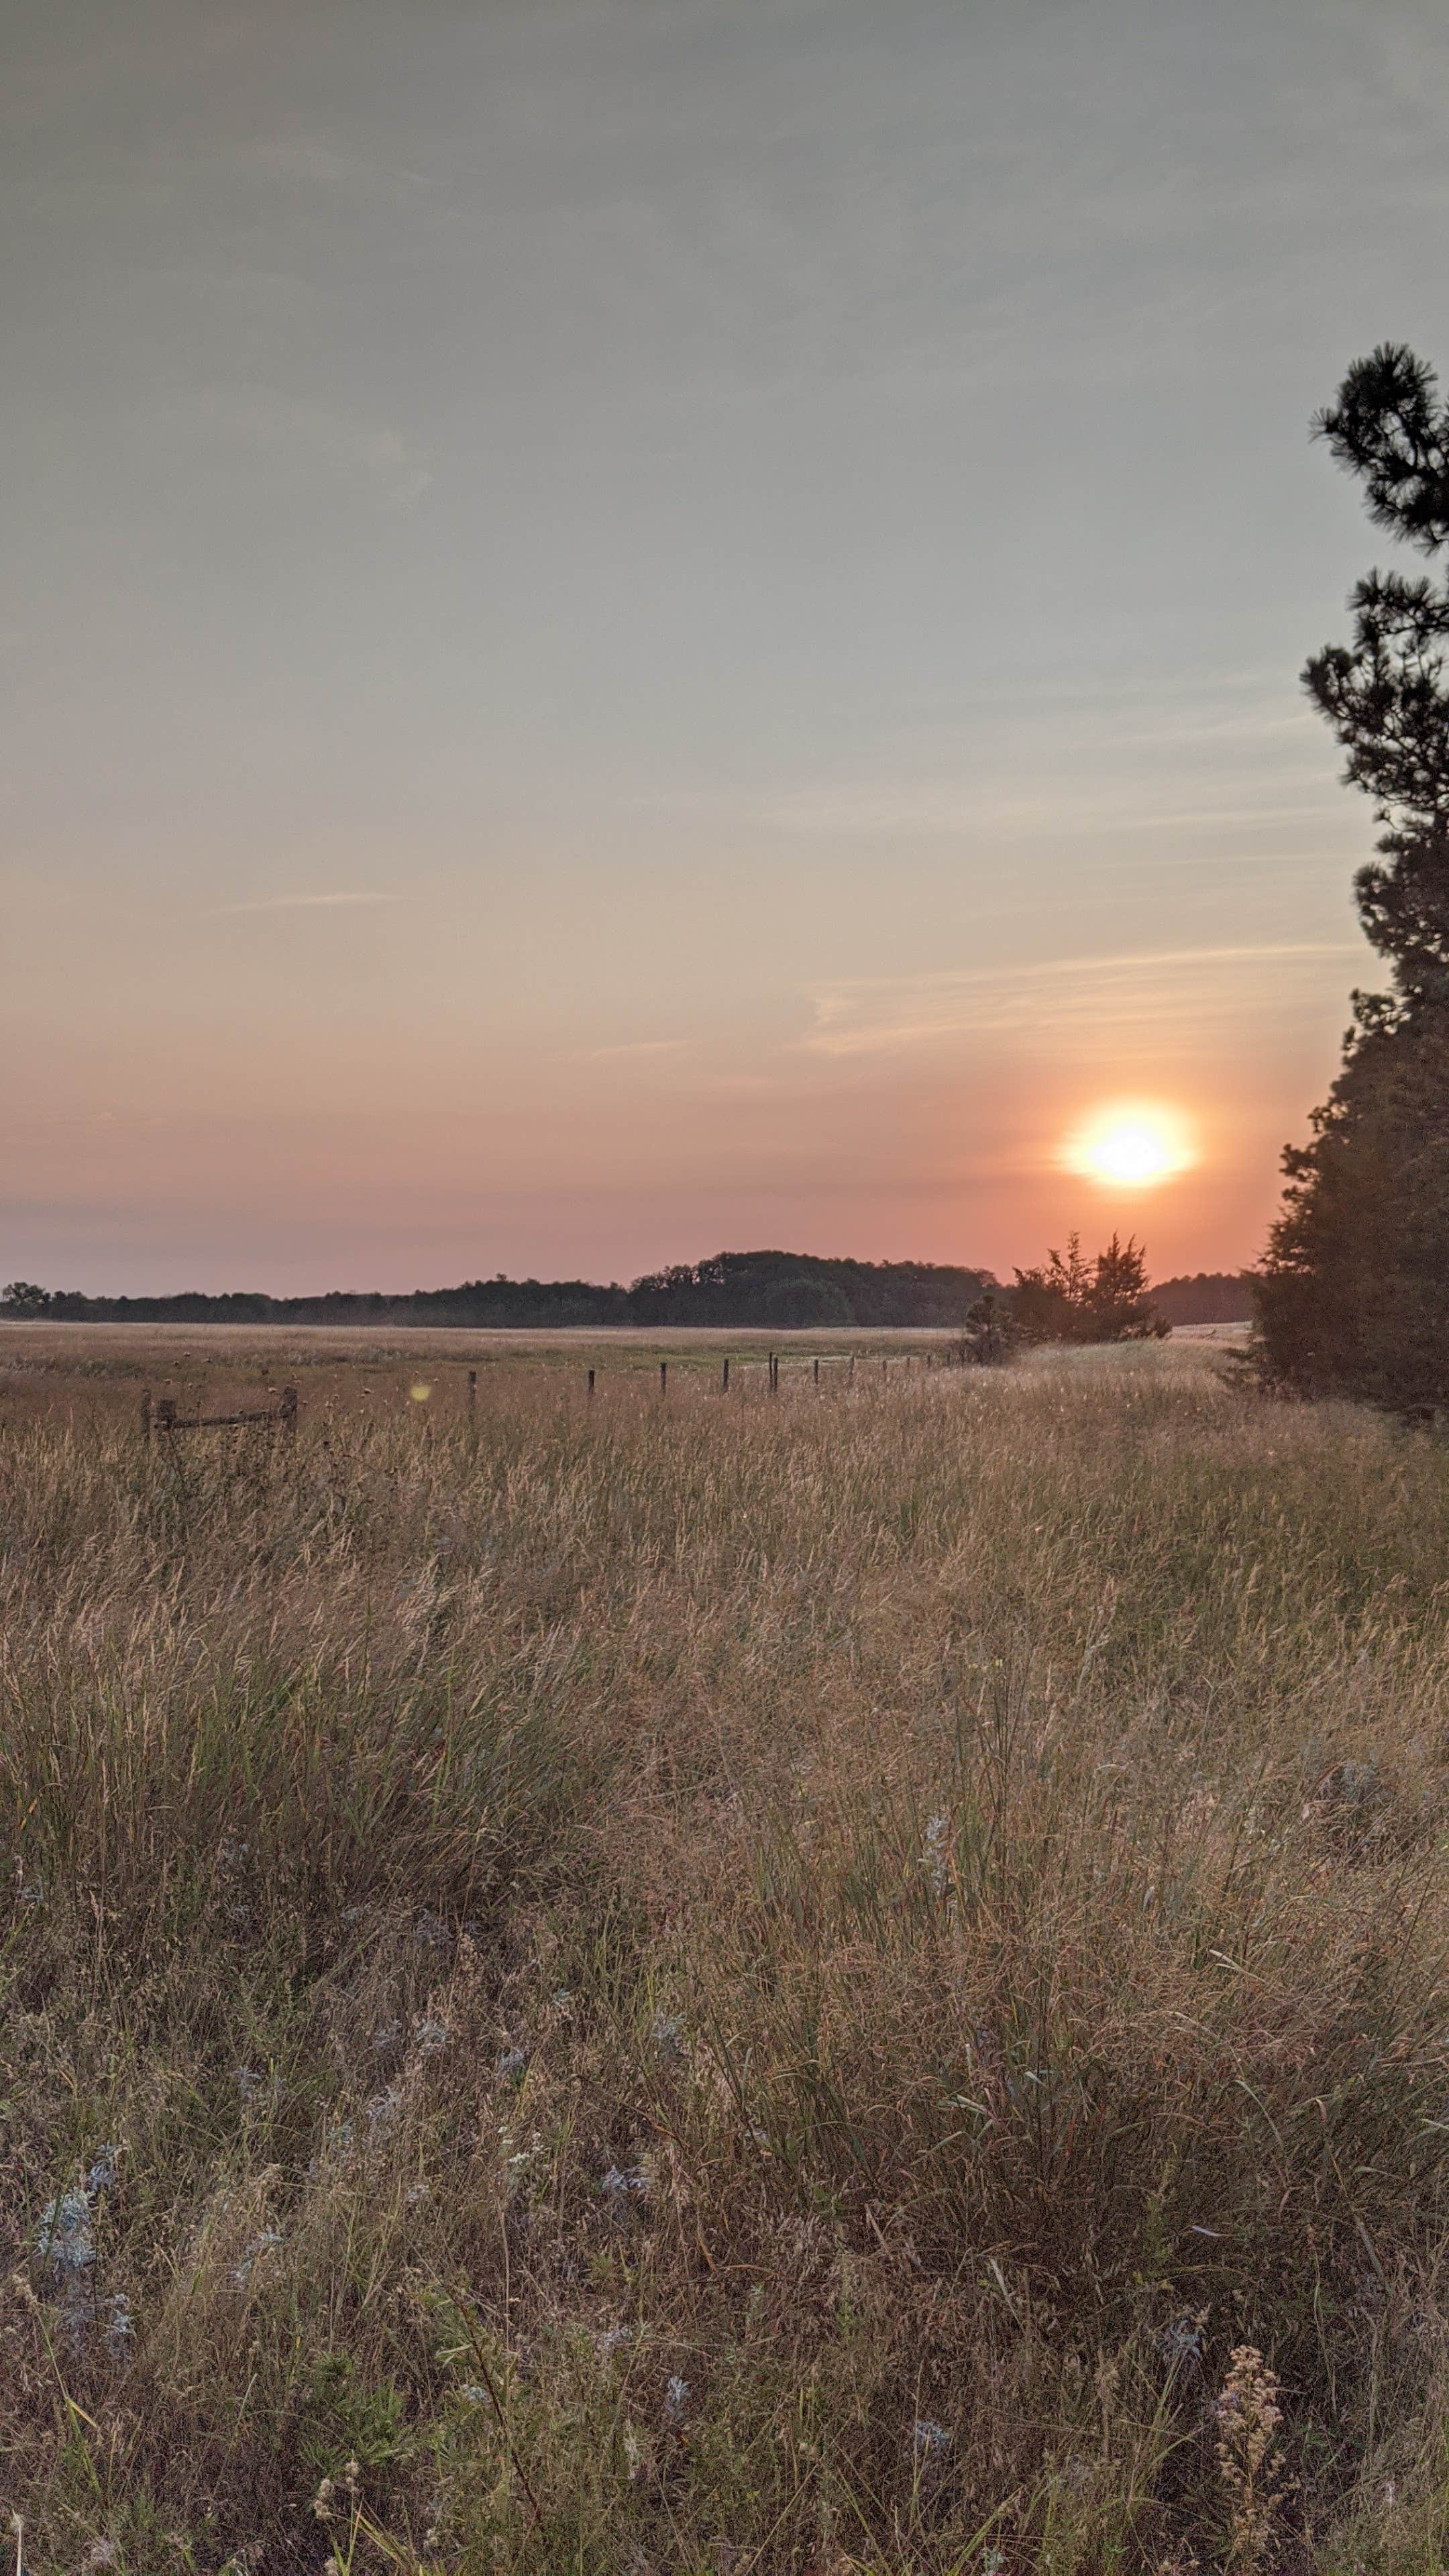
[134,1344,983,1440]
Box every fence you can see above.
[142,1386,297,1442]
[135,1344,980,1440]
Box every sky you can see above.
[5,0,1449,1294]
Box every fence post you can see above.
[659,1360,667,1397]
[587,1366,595,1399]
[468,1368,477,1418]
[140,1390,152,1446]
[768,1350,777,1394]
[849,1354,855,1383]
[813,1355,820,1386]
[721,1356,729,1392]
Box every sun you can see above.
[1063,1104,1195,1190]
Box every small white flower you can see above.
[912,2416,948,2458]
[230,2227,284,2288]
[664,2375,690,2421]
[650,2012,685,2060]
[36,2190,94,2275]
[601,2164,649,2204]
[924,1811,950,1894]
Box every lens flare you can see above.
[1062,1104,1195,1189]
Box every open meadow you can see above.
[5,1328,1449,2575]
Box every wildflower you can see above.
[924,1810,950,1894]
[1161,2310,1208,2371]
[365,2086,402,2130]
[1216,2344,1291,2571]
[912,2417,949,2458]
[664,2375,690,2420]
[105,2292,134,2354]
[234,2067,263,2102]
[600,2164,649,2206]
[495,2045,529,2079]
[312,2478,336,2522]
[459,2383,487,2406]
[36,2189,94,2277]
[596,2324,632,2357]
[230,2228,284,2288]
[414,2018,450,2053]
[85,2145,121,2196]
[650,2012,685,2060]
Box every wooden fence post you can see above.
[813,1356,820,1385]
[659,1360,667,1396]
[721,1356,729,1392]
[587,1366,595,1399]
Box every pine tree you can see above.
[1010,1234,1165,1345]
[1256,347,1449,1413]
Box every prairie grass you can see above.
[4,1340,1449,2573]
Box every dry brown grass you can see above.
[4,1334,1449,2573]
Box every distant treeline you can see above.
[1150,1272,1258,1325]
[3,1249,998,1332]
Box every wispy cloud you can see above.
[209,892,399,919]
[145,386,432,512]
[804,943,1364,1055]
[586,1038,690,1062]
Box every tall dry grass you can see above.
[4,1346,1449,2573]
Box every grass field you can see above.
[5,1328,1449,2574]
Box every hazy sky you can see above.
[5,0,1448,1292]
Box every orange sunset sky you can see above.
[5,1,1447,1293]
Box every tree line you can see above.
[0,1250,997,1332]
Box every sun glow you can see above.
[1063,1104,1196,1189]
